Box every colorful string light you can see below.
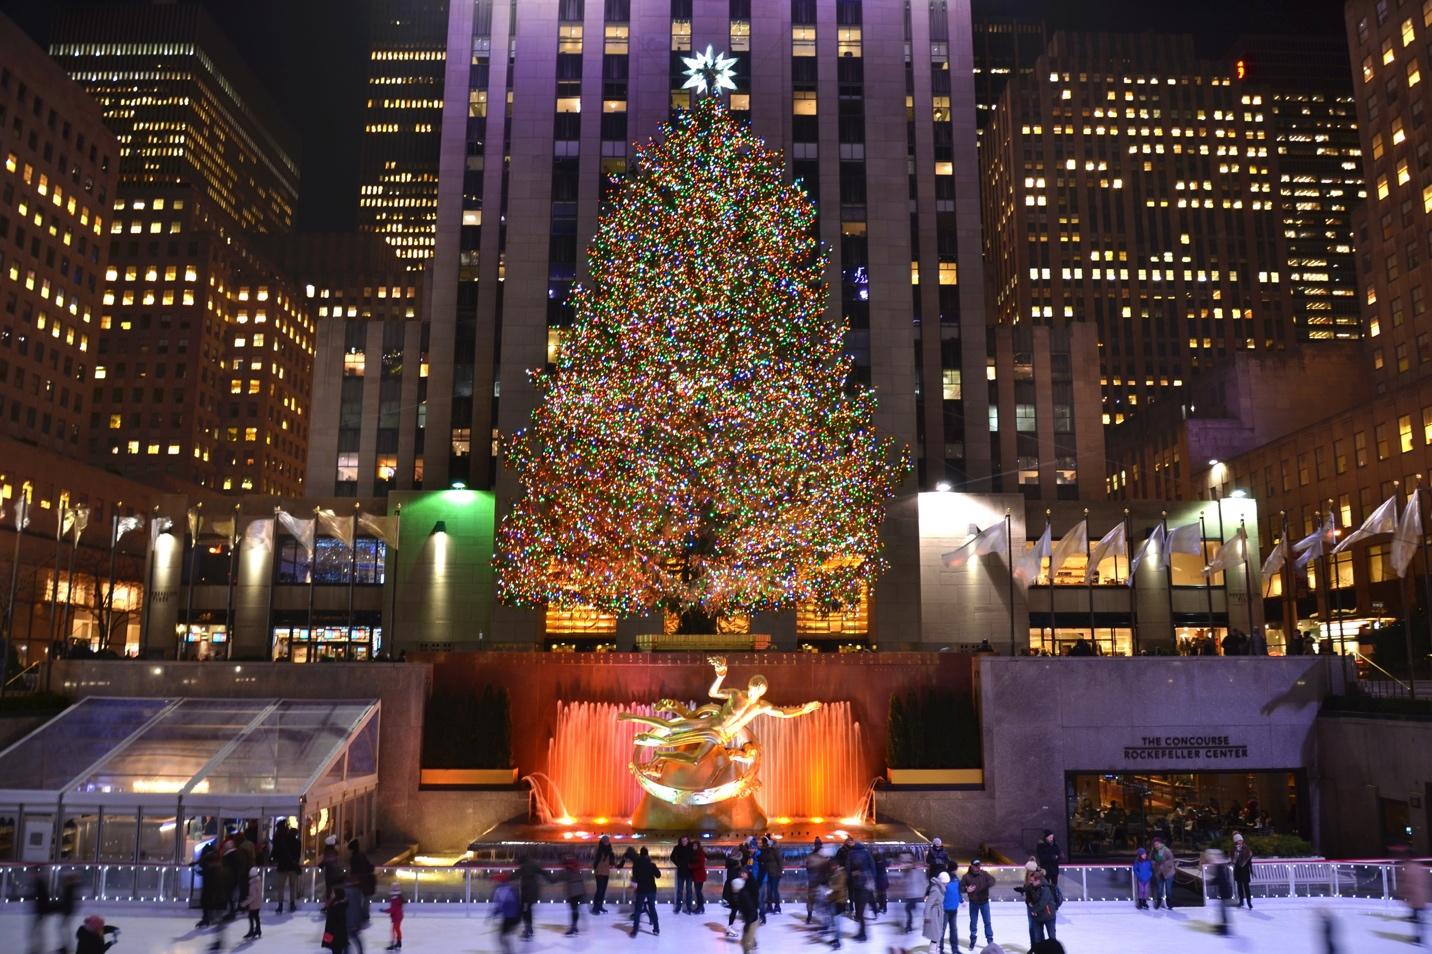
[495,98,909,621]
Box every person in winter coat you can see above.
[671,836,694,914]
[516,853,549,940]
[961,858,996,949]
[629,846,662,937]
[350,839,377,897]
[346,875,371,954]
[73,915,118,954]
[922,871,952,954]
[196,842,227,932]
[27,867,50,954]
[1132,847,1154,909]
[732,876,760,954]
[926,838,951,879]
[898,850,925,933]
[558,854,587,936]
[322,835,345,896]
[1035,830,1063,887]
[690,843,709,913]
[1400,852,1430,945]
[381,884,404,951]
[490,874,521,954]
[873,852,889,915]
[1204,848,1234,936]
[322,886,349,954]
[592,835,616,914]
[272,819,302,914]
[1232,832,1254,909]
[825,849,848,949]
[805,838,828,925]
[844,837,876,942]
[941,864,963,951]
[761,838,784,918]
[242,866,263,940]
[1150,837,1178,910]
[1017,868,1061,948]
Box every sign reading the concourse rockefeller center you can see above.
[1122,735,1249,761]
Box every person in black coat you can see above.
[272,819,302,914]
[27,867,50,954]
[73,916,118,954]
[322,886,349,953]
[1036,830,1064,886]
[628,847,661,938]
[591,835,616,914]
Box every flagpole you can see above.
[2,486,30,698]
[1084,509,1096,652]
[1200,512,1215,644]
[1005,510,1016,655]
[139,504,159,659]
[58,507,86,662]
[387,503,401,654]
[103,503,122,654]
[1281,511,1296,651]
[265,506,279,661]
[1327,499,1347,656]
[1162,512,1176,651]
[1417,477,1431,700]
[1044,510,1054,652]
[47,491,69,656]
[1393,482,1416,698]
[1126,509,1138,656]
[184,503,201,651]
[348,502,360,660]
[1240,518,1256,638]
[225,503,239,658]
[1215,499,1230,637]
[307,505,318,661]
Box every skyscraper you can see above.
[0,12,118,456]
[982,33,1297,426]
[971,15,1047,132]
[52,4,313,495]
[358,0,450,267]
[425,0,990,641]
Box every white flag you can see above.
[1261,538,1290,579]
[276,510,317,555]
[1333,494,1399,554]
[187,509,204,540]
[1294,512,1335,569]
[149,515,174,545]
[358,513,400,549]
[1205,527,1248,576]
[1392,489,1423,578]
[1166,522,1205,557]
[59,507,77,539]
[1049,519,1088,583]
[243,517,275,551]
[942,521,1009,568]
[114,514,143,542]
[1015,521,1053,586]
[69,505,90,544]
[1085,522,1127,582]
[14,496,30,532]
[317,509,354,549]
[211,517,237,542]
[1129,523,1166,577]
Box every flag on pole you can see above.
[1292,512,1335,569]
[210,517,237,543]
[1129,523,1166,577]
[1260,538,1290,579]
[1085,522,1127,583]
[1392,489,1423,578]
[317,509,354,549]
[276,510,317,555]
[357,513,400,550]
[148,515,174,545]
[114,514,143,542]
[14,496,29,532]
[1166,522,1205,558]
[69,505,89,544]
[1332,495,1398,554]
[242,517,274,551]
[187,509,204,541]
[1014,521,1053,587]
[1049,519,1088,582]
[1204,526,1248,576]
[942,521,1009,568]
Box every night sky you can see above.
[0,0,1350,232]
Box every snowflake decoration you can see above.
[681,45,738,96]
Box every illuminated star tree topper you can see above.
[681,45,738,96]
[494,97,909,630]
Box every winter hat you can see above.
[1042,829,1054,838]
[84,916,104,933]
[931,837,943,847]
[969,858,982,867]
[1136,847,1147,857]
[936,871,951,885]
[325,835,338,846]
[1025,858,1039,872]
[731,877,746,892]
[1232,833,1244,844]
[390,885,402,896]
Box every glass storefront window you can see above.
[273,625,382,662]
[1029,626,1134,657]
[1066,770,1305,859]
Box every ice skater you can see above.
[381,884,404,950]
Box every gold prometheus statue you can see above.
[618,656,822,808]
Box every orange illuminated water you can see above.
[543,700,865,825]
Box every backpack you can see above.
[1030,884,1060,923]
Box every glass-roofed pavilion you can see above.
[0,698,380,865]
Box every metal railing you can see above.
[0,859,1420,908]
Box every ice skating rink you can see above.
[0,897,1422,954]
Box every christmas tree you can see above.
[495,96,908,630]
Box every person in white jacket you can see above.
[922,872,952,954]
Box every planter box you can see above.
[420,768,519,787]
[886,768,984,786]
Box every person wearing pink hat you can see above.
[74,915,118,954]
